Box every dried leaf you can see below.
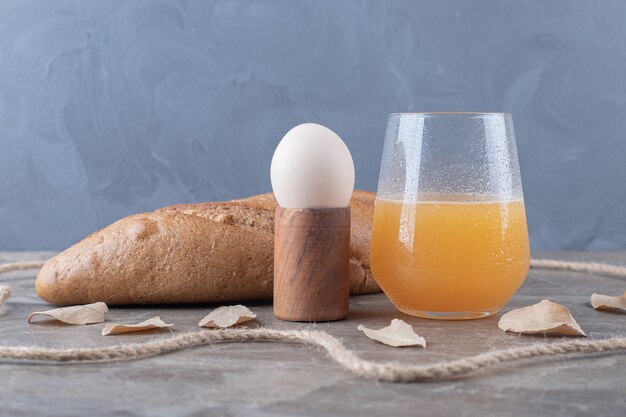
[199,305,256,328]
[591,292,626,312]
[0,285,10,304]
[358,319,426,348]
[498,299,586,337]
[102,316,174,336]
[28,302,108,325]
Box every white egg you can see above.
[271,123,355,208]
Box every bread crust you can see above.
[36,191,379,305]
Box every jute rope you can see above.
[530,258,626,279]
[0,328,624,382]
[0,260,45,274]
[0,259,624,382]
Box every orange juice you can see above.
[370,196,530,319]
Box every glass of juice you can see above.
[370,113,530,320]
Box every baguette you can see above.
[35,191,379,305]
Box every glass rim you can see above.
[389,112,511,117]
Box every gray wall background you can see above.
[1,0,625,251]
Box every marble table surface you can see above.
[0,251,625,417]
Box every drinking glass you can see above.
[370,113,530,320]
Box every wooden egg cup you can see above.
[273,207,351,322]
